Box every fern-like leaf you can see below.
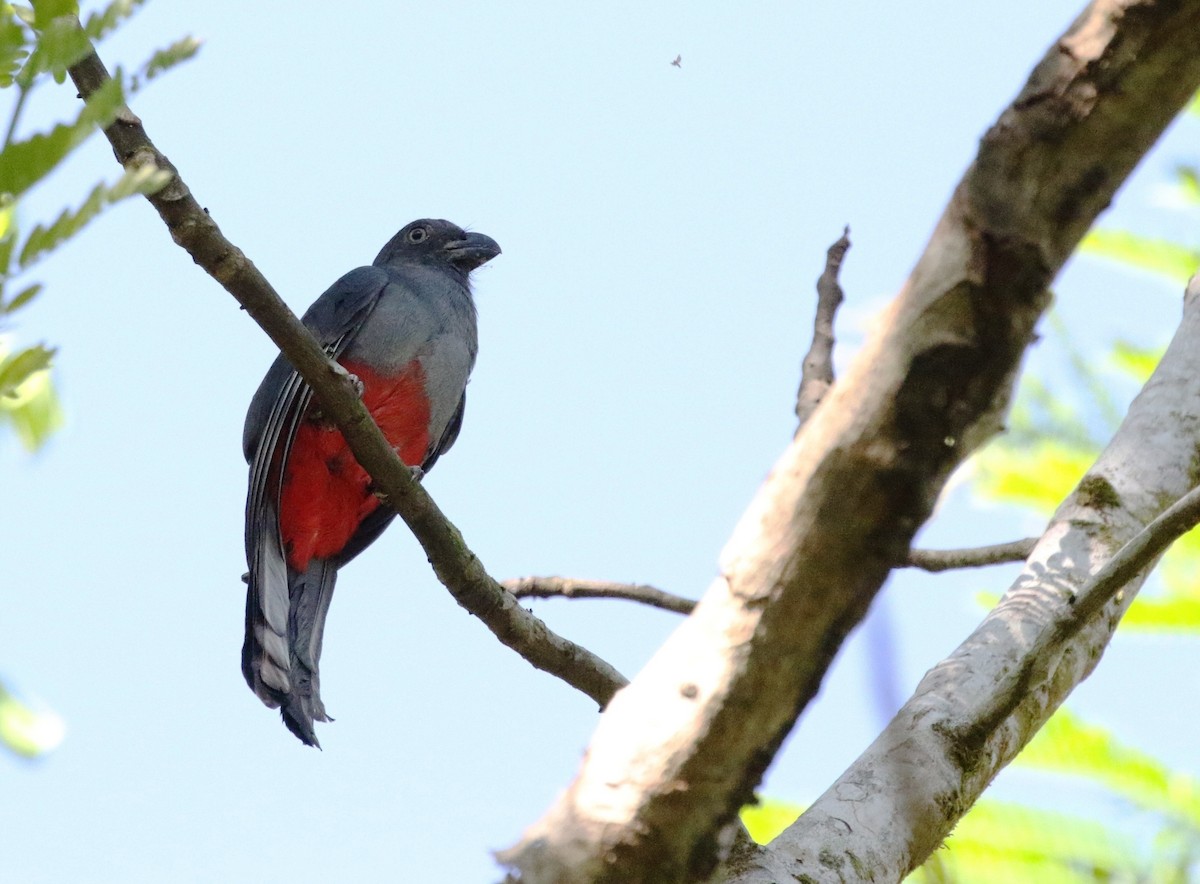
[17,162,171,268]
[0,76,124,197]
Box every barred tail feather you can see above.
[242,536,292,706]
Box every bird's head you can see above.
[374,219,501,277]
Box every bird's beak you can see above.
[445,232,501,271]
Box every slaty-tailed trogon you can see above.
[241,219,500,747]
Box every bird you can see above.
[670,54,681,68]
[241,218,501,747]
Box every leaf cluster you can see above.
[0,0,197,759]
[0,0,197,457]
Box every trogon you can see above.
[241,219,501,747]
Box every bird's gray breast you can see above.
[342,265,478,444]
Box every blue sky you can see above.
[3,2,1196,881]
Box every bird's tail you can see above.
[242,550,338,747]
[242,532,292,709]
[281,557,338,747]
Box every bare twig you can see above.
[506,538,1038,618]
[905,537,1037,571]
[63,19,627,709]
[795,227,849,429]
[505,577,696,615]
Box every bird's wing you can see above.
[422,389,467,473]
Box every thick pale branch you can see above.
[795,227,849,429]
[502,2,1200,881]
[64,22,626,709]
[750,274,1200,882]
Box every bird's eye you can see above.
[407,227,428,244]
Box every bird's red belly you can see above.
[278,359,431,571]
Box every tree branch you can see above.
[502,2,1200,881]
[505,536,1038,618]
[64,20,627,710]
[505,577,697,616]
[795,227,849,429]
[904,537,1037,572]
[748,272,1200,882]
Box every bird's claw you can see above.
[370,466,422,505]
[330,362,365,398]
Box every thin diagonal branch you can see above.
[63,18,626,709]
[3,84,29,152]
[795,227,849,429]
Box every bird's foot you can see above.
[329,362,365,398]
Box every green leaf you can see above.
[1157,523,1200,603]
[1150,828,1199,883]
[30,0,77,31]
[0,5,31,88]
[1079,229,1200,285]
[972,441,1093,514]
[1174,165,1200,206]
[0,679,65,758]
[1122,594,1200,630]
[1016,709,1200,832]
[81,0,145,42]
[137,34,200,84]
[740,797,804,844]
[11,5,35,28]
[0,75,124,197]
[1110,340,1163,383]
[3,280,43,313]
[0,191,12,240]
[0,193,15,275]
[0,342,53,397]
[913,800,1144,883]
[0,362,62,450]
[17,162,171,267]
[16,12,88,85]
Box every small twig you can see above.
[795,226,849,430]
[505,577,697,615]
[505,541,1037,619]
[1068,483,1200,622]
[64,18,627,709]
[905,538,1037,572]
[3,85,28,152]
